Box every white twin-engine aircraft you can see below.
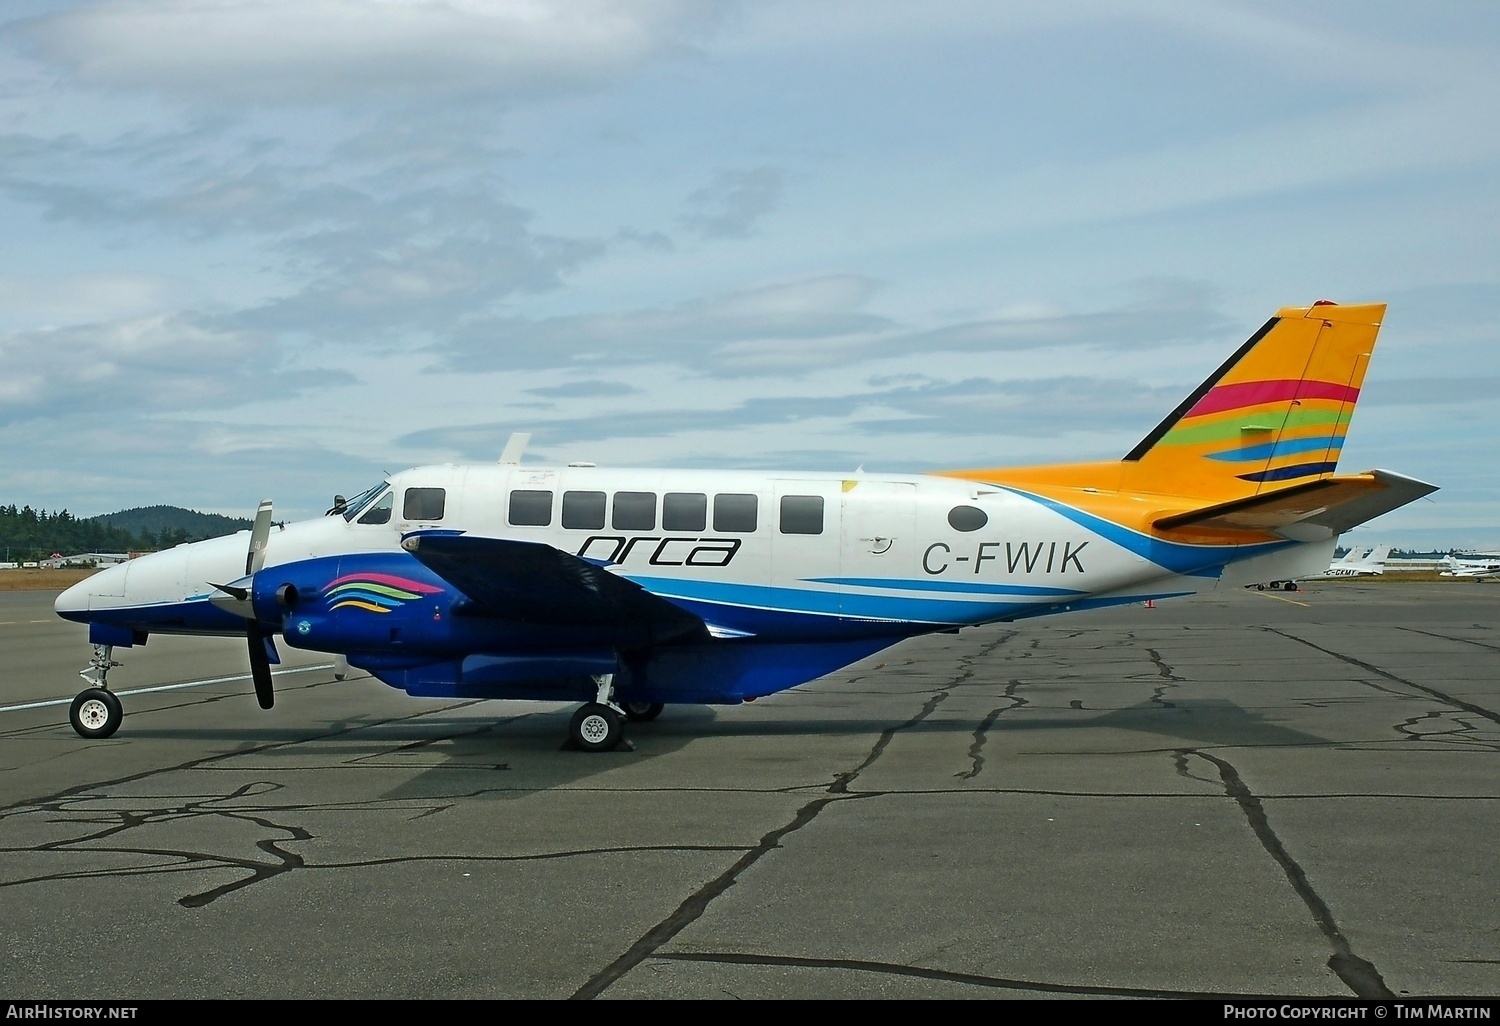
[56,301,1436,751]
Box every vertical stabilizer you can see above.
[1121,302,1384,501]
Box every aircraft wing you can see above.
[1154,469,1437,536]
[401,533,710,644]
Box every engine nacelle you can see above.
[253,552,455,655]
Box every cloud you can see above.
[0,271,181,330]
[442,273,890,370]
[679,165,784,239]
[523,380,640,399]
[1360,377,1500,406]
[11,0,712,107]
[439,274,1230,375]
[0,312,352,424]
[395,372,1183,461]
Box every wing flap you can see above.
[1154,469,1437,535]
[401,533,709,644]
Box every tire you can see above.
[1255,583,1266,591]
[1284,582,1298,592]
[569,703,623,752]
[70,688,123,739]
[622,701,664,722]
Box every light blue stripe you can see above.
[325,588,402,608]
[631,575,1049,625]
[806,576,1084,597]
[1206,436,1344,463]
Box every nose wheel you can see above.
[70,688,123,739]
[70,643,125,739]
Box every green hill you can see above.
[1,504,251,562]
[91,505,251,543]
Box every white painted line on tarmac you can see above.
[0,663,336,713]
[1251,590,1311,608]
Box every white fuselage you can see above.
[58,462,1284,635]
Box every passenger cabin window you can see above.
[562,490,606,530]
[356,491,393,525]
[662,492,707,532]
[403,487,446,521]
[612,491,656,531]
[714,493,758,533]
[509,489,553,527]
[779,495,824,535]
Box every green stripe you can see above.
[328,582,422,601]
[1159,407,1347,447]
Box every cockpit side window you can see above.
[403,487,446,521]
[356,491,394,525]
[342,482,390,522]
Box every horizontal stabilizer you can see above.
[1154,469,1437,536]
[401,533,708,644]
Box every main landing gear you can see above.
[567,675,664,752]
[569,673,626,752]
[70,644,124,739]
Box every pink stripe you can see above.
[1185,379,1359,418]
[325,572,443,594]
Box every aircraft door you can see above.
[770,480,843,593]
[840,480,916,614]
[396,467,469,536]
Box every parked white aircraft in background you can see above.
[1248,546,1386,594]
[1439,554,1500,580]
[1252,544,1391,591]
[1315,544,1392,578]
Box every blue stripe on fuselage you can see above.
[993,487,1289,576]
[60,598,249,635]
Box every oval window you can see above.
[947,505,987,532]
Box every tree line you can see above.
[0,505,196,563]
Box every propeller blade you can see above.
[247,621,275,710]
[246,498,273,576]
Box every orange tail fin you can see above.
[1120,301,1383,501]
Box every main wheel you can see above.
[621,700,664,722]
[70,688,123,739]
[569,703,624,752]
[1283,581,1298,592]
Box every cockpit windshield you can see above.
[341,482,390,522]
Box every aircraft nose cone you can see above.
[55,576,93,620]
[55,562,125,622]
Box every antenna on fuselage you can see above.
[499,432,531,465]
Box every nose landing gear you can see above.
[70,644,124,739]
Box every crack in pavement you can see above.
[1188,750,1394,999]
[1395,625,1500,654]
[1145,646,1185,709]
[1264,627,1500,726]
[651,950,1252,998]
[570,684,961,999]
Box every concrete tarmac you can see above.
[1,582,1497,1000]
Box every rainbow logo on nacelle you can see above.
[326,573,443,614]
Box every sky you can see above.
[0,0,1496,549]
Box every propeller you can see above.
[244,498,275,709]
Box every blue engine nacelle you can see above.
[252,552,457,656]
